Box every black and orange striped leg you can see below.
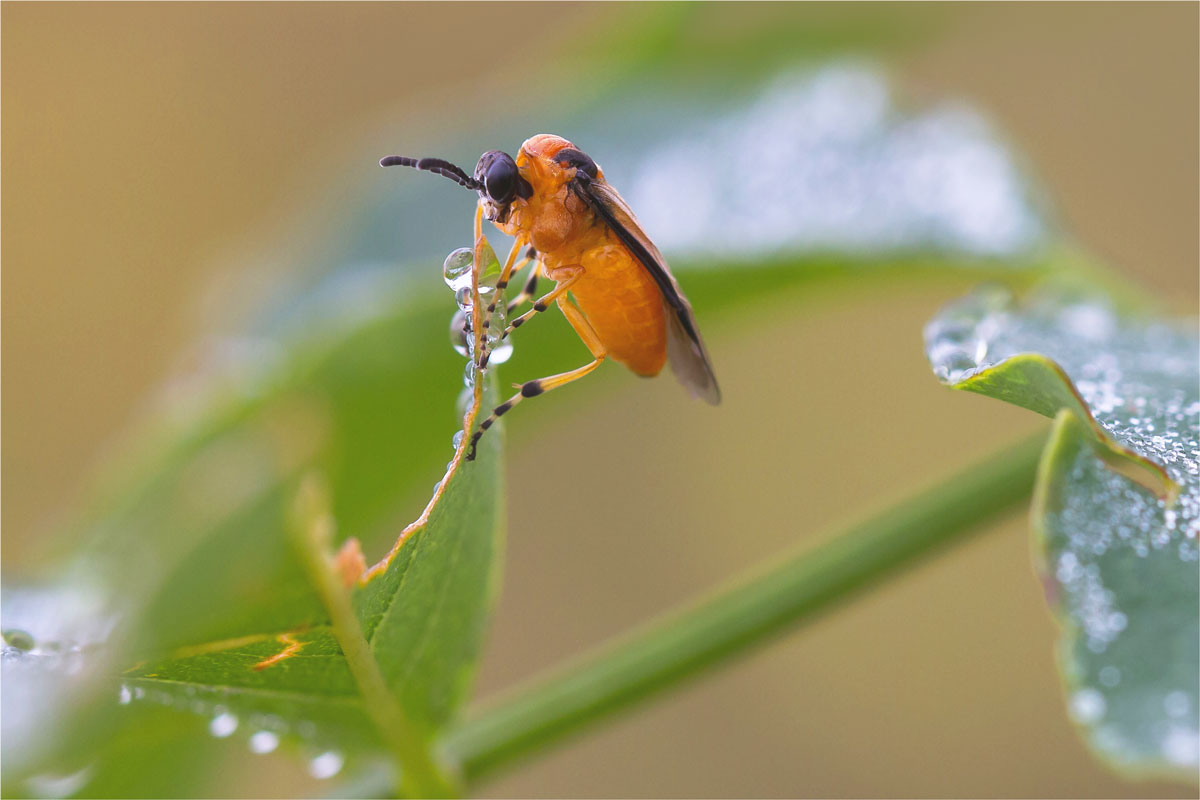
[478,267,580,369]
[505,261,541,315]
[502,269,581,338]
[467,296,606,461]
[476,239,532,367]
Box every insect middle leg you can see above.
[478,239,532,339]
[478,268,581,368]
[505,259,541,315]
[467,295,607,460]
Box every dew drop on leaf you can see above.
[248,730,279,754]
[209,711,238,738]
[307,751,344,779]
[449,309,469,357]
[454,286,472,311]
[442,248,473,290]
[477,272,497,297]
[24,766,94,799]
[486,338,513,366]
[456,387,473,417]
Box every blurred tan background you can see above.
[3,3,1197,797]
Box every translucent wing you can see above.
[574,176,721,405]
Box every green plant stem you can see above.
[444,432,1046,785]
[290,477,460,799]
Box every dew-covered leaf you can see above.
[925,284,1199,779]
[4,49,1060,795]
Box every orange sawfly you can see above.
[381,134,719,459]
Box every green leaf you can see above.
[925,283,1199,780]
[2,245,506,797]
[117,387,504,752]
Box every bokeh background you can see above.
[3,3,1197,797]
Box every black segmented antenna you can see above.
[379,155,483,191]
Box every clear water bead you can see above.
[483,301,514,365]
[449,309,470,357]
[452,430,464,449]
[454,286,472,310]
[456,387,473,417]
[249,730,280,754]
[209,711,238,738]
[443,248,474,290]
[486,338,514,366]
[307,751,344,780]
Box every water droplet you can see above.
[133,686,145,700]
[1070,688,1107,724]
[3,629,35,651]
[118,684,132,705]
[485,338,513,366]
[452,430,464,449]
[308,750,344,779]
[463,361,476,388]
[249,730,280,754]
[477,272,498,296]
[456,387,473,417]
[24,766,94,799]
[442,248,473,290]
[455,285,472,310]
[209,711,238,738]
[1098,666,1121,687]
[449,309,470,357]
[1165,691,1191,718]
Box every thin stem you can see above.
[444,432,1046,785]
[290,477,460,799]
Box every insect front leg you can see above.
[477,238,531,355]
[467,294,606,461]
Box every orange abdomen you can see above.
[566,243,667,377]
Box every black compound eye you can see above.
[484,154,518,204]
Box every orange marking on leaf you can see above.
[253,632,304,672]
[335,537,367,588]
[164,633,274,661]
[359,211,490,586]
